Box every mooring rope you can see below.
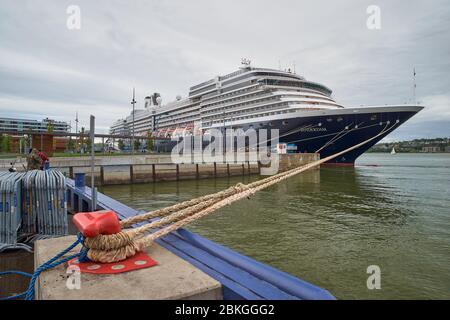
[81,122,397,263]
[0,233,84,300]
[84,153,329,251]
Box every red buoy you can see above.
[73,210,121,237]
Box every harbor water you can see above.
[100,153,450,299]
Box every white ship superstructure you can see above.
[111,64,342,137]
[110,62,422,164]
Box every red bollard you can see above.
[73,210,121,237]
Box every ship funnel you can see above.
[240,58,251,69]
[156,96,162,107]
[151,92,161,106]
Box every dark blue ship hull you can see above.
[158,106,423,165]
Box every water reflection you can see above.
[0,251,33,298]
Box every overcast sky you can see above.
[0,0,449,140]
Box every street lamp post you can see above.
[222,110,226,155]
[90,115,97,210]
[131,88,136,155]
[75,111,79,153]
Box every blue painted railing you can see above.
[66,178,335,300]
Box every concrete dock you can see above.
[0,153,319,186]
[34,236,222,300]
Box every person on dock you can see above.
[26,148,42,171]
[37,149,49,170]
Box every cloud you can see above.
[414,94,450,122]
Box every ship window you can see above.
[326,118,333,122]
[371,114,377,121]
[282,121,288,125]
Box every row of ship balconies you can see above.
[111,94,339,134]
[110,76,338,134]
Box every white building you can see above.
[0,117,69,134]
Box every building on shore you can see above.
[370,138,450,153]
[0,117,69,134]
[0,117,70,154]
[422,146,442,153]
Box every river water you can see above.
[2,153,448,299]
[100,153,450,299]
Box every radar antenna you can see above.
[240,58,251,69]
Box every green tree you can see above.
[118,139,124,151]
[134,139,141,151]
[146,131,153,152]
[1,135,11,153]
[86,137,92,152]
[0,135,4,153]
[47,120,54,133]
[67,138,75,152]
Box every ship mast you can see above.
[131,87,136,154]
[75,111,79,152]
[413,67,417,105]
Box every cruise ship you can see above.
[110,62,423,164]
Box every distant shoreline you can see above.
[366,151,450,154]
